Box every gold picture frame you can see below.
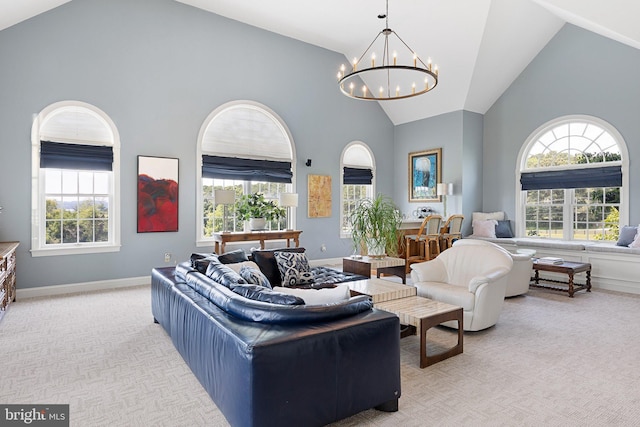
[409,148,442,202]
[308,174,332,217]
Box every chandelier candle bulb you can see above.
[379,86,384,97]
[412,82,416,94]
[362,85,367,96]
[353,58,358,71]
[413,53,417,67]
[350,82,354,95]
[371,53,375,67]
[393,51,397,65]
[396,86,400,96]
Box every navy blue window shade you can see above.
[202,155,292,183]
[343,167,373,185]
[521,165,622,190]
[40,141,113,171]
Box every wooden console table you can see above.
[212,230,302,254]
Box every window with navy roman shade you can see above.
[40,141,113,171]
[520,165,622,190]
[202,155,292,183]
[343,167,373,185]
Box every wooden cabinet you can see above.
[0,242,19,322]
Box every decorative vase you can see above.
[249,217,267,231]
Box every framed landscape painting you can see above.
[409,148,441,202]
[137,156,179,232]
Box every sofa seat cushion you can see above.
[414,281,475,311]
[311,266,368,285]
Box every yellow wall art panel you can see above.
[308,174,331,218]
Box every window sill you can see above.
[30,244,121,257]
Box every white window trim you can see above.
[30,101,121,257]
[514,114,629,239]
[196,100,296,247]
[340,141,376,239]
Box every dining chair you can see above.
[405,214,443,273]
[440,214,465,250]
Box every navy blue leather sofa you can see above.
[151,263,401,427]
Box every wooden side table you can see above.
[532,260,592,297]
[342,256,407,283]
[375,296,463,368]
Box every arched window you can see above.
[516,115,628,241]
[340,141,375,238]
[196,101,295,244]
[31,101,121,256]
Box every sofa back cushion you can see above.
[205,258,247,288]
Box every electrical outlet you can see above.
[320,244,327,252]
[164,253,171,263]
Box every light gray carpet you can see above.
[1,284,640,426]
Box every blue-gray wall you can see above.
[393,110,483,235]
[0,0,394,288]
[483,24,640,223]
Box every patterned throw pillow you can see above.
[205,258,247,288]
[273,251,313,287]
[238,265,272,289]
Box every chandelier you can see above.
[337,0,439,101]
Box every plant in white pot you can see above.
[235,192,285,231]
[349,194,403,258]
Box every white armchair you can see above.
[410,243,513,331]
[453,239,533,297]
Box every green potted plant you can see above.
[349,194,403,257]
[235,192,285,230]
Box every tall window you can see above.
[517,116,628,241]
[31,101,121,256]
[340,142,375,238]
[196,101,295,244]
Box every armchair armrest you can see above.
[468,267,511,293]
[410,259,447,283]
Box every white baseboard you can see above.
[16,276,150,300]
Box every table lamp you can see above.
[214,189,235,233]
[436,183,453,218]
[278,193,298,230]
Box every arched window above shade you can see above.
[39,105,115,144]
[202,103,293,162]
[340,141,376,238]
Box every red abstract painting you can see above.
[137,156,179,233]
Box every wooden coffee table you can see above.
[375,296,463,368]
[345,278,416,303]
[343,256,407,283]
[532,260,592,297]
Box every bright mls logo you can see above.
[1,405,69,426]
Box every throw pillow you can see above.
[205,258,248,288]
[225,260,261,274]
[472,219,498,238]
[251,248,306,286]
[238,265,272,289]
[272,284,351,306]
[217,248,249,264]
[190,252,216,270]
[274,251,312,287]
[472,211,505,223]
[193,255,218,274]
[616,225,638,247]
[495,220,514,238]
[629,231,640,249]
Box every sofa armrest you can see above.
[468,267,511,293]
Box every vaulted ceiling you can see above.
[2,0,639,125]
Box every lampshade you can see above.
[279,193,298,207]
[214,189,235,205]
[436,183,453,196]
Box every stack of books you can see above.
[537,256,564,265]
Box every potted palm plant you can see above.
[349,194,403,257]
[235,192,285,230]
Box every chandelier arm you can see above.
[393,31,430,68]
[354,31,385,68]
